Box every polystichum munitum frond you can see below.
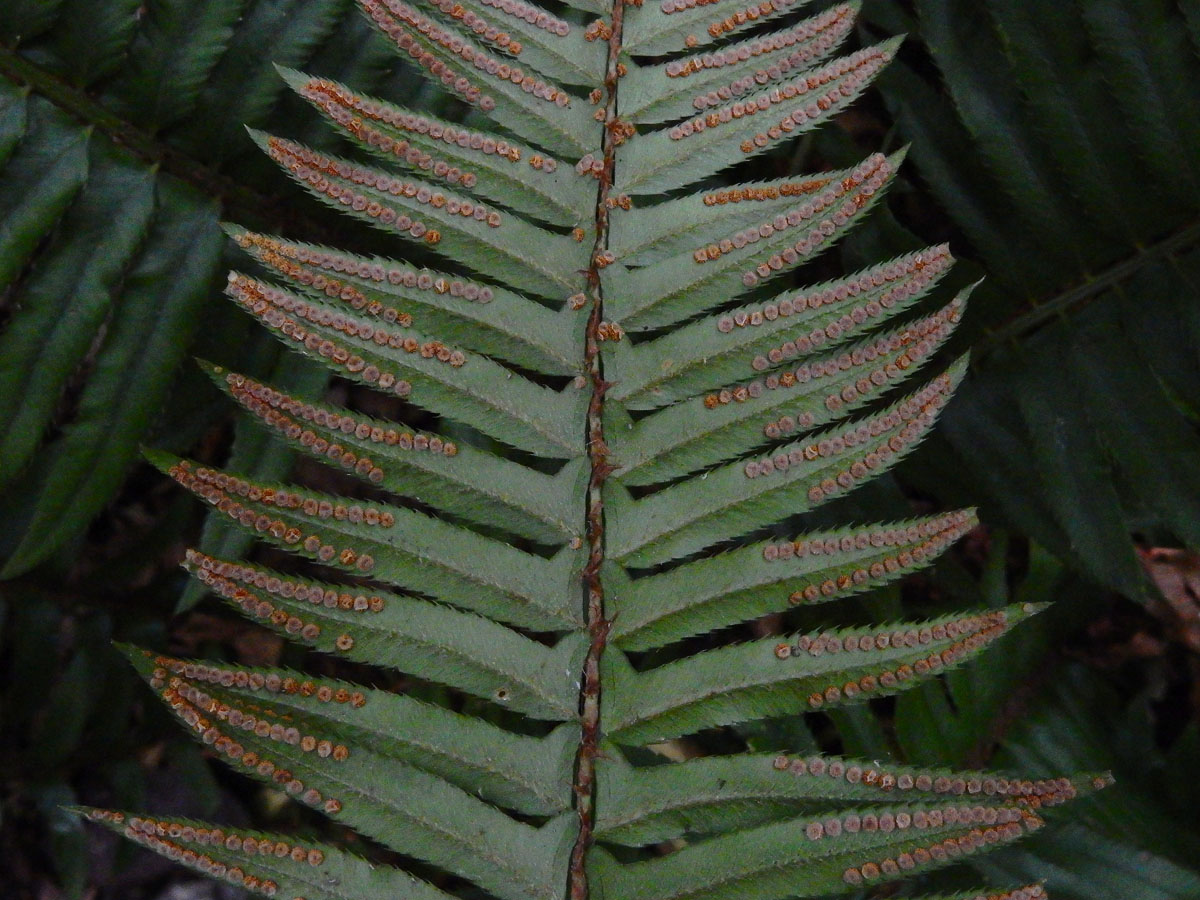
[83,2,1110,899]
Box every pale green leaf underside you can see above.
[604,602,1039,744]
[122,646,574,814]
[278,66,596,226]
[181,552,587,719]
[596,748,1102,845]
[609,292,967,486]
[621,3,858,123]
[223,224,584,376]
[205,363,584,545]
[93,0,1098,898]
[591,802,1043,900]
[85,810,459,900]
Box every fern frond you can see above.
[222,271,587,455]
[596,749,1103,845]
[611,290,966,484]
[621,2,858,122]
[610,361,965,566]
[358,0,594,154]
[224,226,582,374]
[85,809,450,900]
[617,42,901,194]
[611,509,979,650]
[610,150,904,330]
[205,364,584,543]
[89,1,1104,898]
[254,130,588,298]
[605,603,1037,743]
[156,453,583,630]
[607,245,954,407]
[281,68,594,225]
[591,803,1043,900]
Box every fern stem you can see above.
[570,2,629,898]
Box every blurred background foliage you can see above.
[0,0,1197,898]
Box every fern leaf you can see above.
[616,42,900,194]
[622,0,817,56]
[182,553,586,718]
[610,150,904,330]
[225,226,582,375]
[223,272,586,456]
[281,67,595,225]
[206,364,583,544]
[621,3,857,122]
[606,246,954,408]
[254,130,588,298]
[86,1,1104,897]
[611,510,979,650]
[592,802,1044,900]
[596,750,1103,845]
[156,453,583,630]
[0,95,88,296]
[609,157,891,264]
[123,647,574,814]
[406,0,603,86]
[85,809,454,900]
[610,362,965,566]
[357,0,594,155]
[132,646,575,900]
[605,603,1037,743]
[0,139,154,486]
[611,292,966,485]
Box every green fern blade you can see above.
[107,0,244,128]
[83,809,453,900]
[604,602,1037,744]
[224,273,587,457]
[596,749,1102,845]
[611,293,966,485]
[124,647,576,814]
[0,77,27,165]
[0,140,155,488]
[610,510,978,651]
[136,648,575,900]
[622,3,857,122]
[183,552,587,719]
[609,150,904,331]
[168,0,346,161]
[253,130,588,299]
[606,246,953,408]
[225,226,582,375]
[279,68,595,226]
[610,157,890,265]
[593,802,1044,900]
[616,41,900,195]
[154,453,584,631]
[406,0,604,86]
[0,98,87,291]
[621,0,815,55]
[206,365,583,545]
[0,183,223,577]
[78,0,1105,894]
[608,361,965,567]
[359,0,597,156]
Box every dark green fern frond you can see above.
[858,0,1200,599]
[83,1,1101,899]
[0,0,419,576]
